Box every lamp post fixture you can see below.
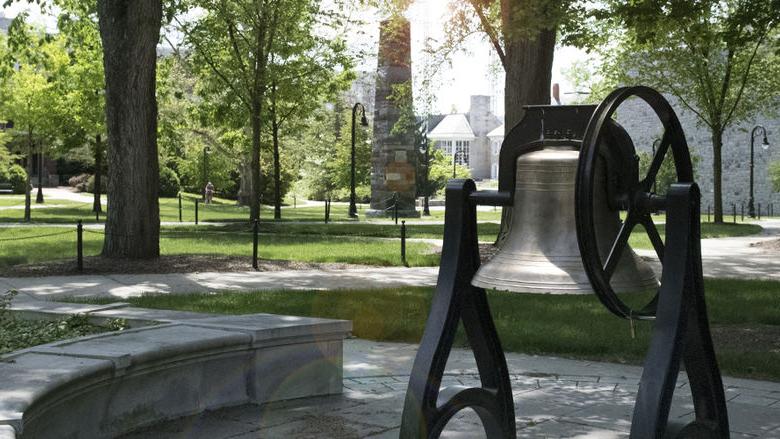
[202,146,211,201]
[418,120,430,216]
[748,125,770,218]
[349,102,368,219]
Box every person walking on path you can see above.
[205,182,215,204]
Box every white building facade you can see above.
[427,96,502,180]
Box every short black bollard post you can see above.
[401,220,407,267]
[76,220,83,272]
[733,204,737,224]
[741,202,745,221]
[293,195,296,209]
[758,203,761,220]
[324,198,331,224]
[706,205,710,223]
[252,219,259,270]
[195,199,199,225]
[178,193,183,222]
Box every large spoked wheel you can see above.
[575,86,694,320]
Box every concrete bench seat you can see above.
[0,313,351,439]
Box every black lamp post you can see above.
[452,150,464,179]
[651,138,661,194]
[202,146,211,201]
[418,120,430,216]
[748,125,770,218]
[349,102,368,218]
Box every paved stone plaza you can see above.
[120,339,780,438]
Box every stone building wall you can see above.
[615,96,779,213]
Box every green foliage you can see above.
[159,166,182,197]
[426,147,469,197]
[771,161,780,192]
[573,0,780,220]
[293,104,372,201]
[637,150,701,196]
[180,0,355,216]
[7,164,27,194]
[0,290,121,356]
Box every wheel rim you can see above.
[575,86,694,320]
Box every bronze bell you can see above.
[471,144,657,294]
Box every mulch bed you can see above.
[2,255,372,278]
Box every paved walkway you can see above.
[120,338,780,438]
[0,267,439,300]
[2,220,778,300]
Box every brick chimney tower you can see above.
[367,16,419,217]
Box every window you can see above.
[438,140,452,155]
[455,140,470,167]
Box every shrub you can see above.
[68,173,90,188]
[159,166,181,197]
[7,165,27,194]
[771,161,780,192]
[0,165,9,183]
[0,290,125,356]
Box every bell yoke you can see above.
[400,86,729,438]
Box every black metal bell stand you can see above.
[400,86,729,438]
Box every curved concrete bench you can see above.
[0,313,351,439]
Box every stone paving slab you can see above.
[119,339,780,438]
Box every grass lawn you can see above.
[71,278,780,381]
[0,192,505,223]
[0,226,438,269]
[0,219,762,270]
[1,192,771,225]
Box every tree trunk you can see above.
[250,98,262,221]
[24,133,32,222]
[501,25,556,131]
[712,128,724,224]
[93,134,102,213]
[271,94,282,220]
[97,0,162,258]
[497,2,557,243]
[36,150,44,204]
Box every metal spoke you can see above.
[603,217,636,280]
[642,216,665,262]
[643,131,671,190]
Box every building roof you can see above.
[428,114,475,140]
[487,124,505,138]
